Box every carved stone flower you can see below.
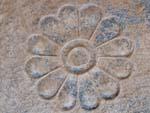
[25,3,134,111]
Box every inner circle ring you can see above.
[61,39,96,74]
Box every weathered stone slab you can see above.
[0,0,150,113]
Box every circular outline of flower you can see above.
[25,3,134,111]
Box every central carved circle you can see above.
[61,39,96,74]
[68,47,89,66]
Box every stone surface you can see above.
[0,0,150,113]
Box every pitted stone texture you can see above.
[58,74,78,110]
[58,4,78,38]
[28,34,60,56]
[97,38,134,57]
[98,58,133,79]
[39,5,78,45]
[78,67,119,110]
[89,67,119,100]
[68,47,89,66]
[79,3,102,40]
[25,56,62,78]
[61,39,96,74]
[79,73,99,110]
[92,16,121,46]
[37,68,67,99]
[39,15,63,44]
[23,1,137,112]
[2,0,150,113]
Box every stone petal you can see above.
[25,56,62,78]
[58,74,77,110]
[97,38,134,57]
[89,67,119,100]
[79,73,99,110]
[37,68,67,99]
[28,34,60,56]
[79,3,102,40]
[39,15,65,45]
[92,16,120,46]
[98,58,133,79]
[57,4,78,42]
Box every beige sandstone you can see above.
[0,0,150,113]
